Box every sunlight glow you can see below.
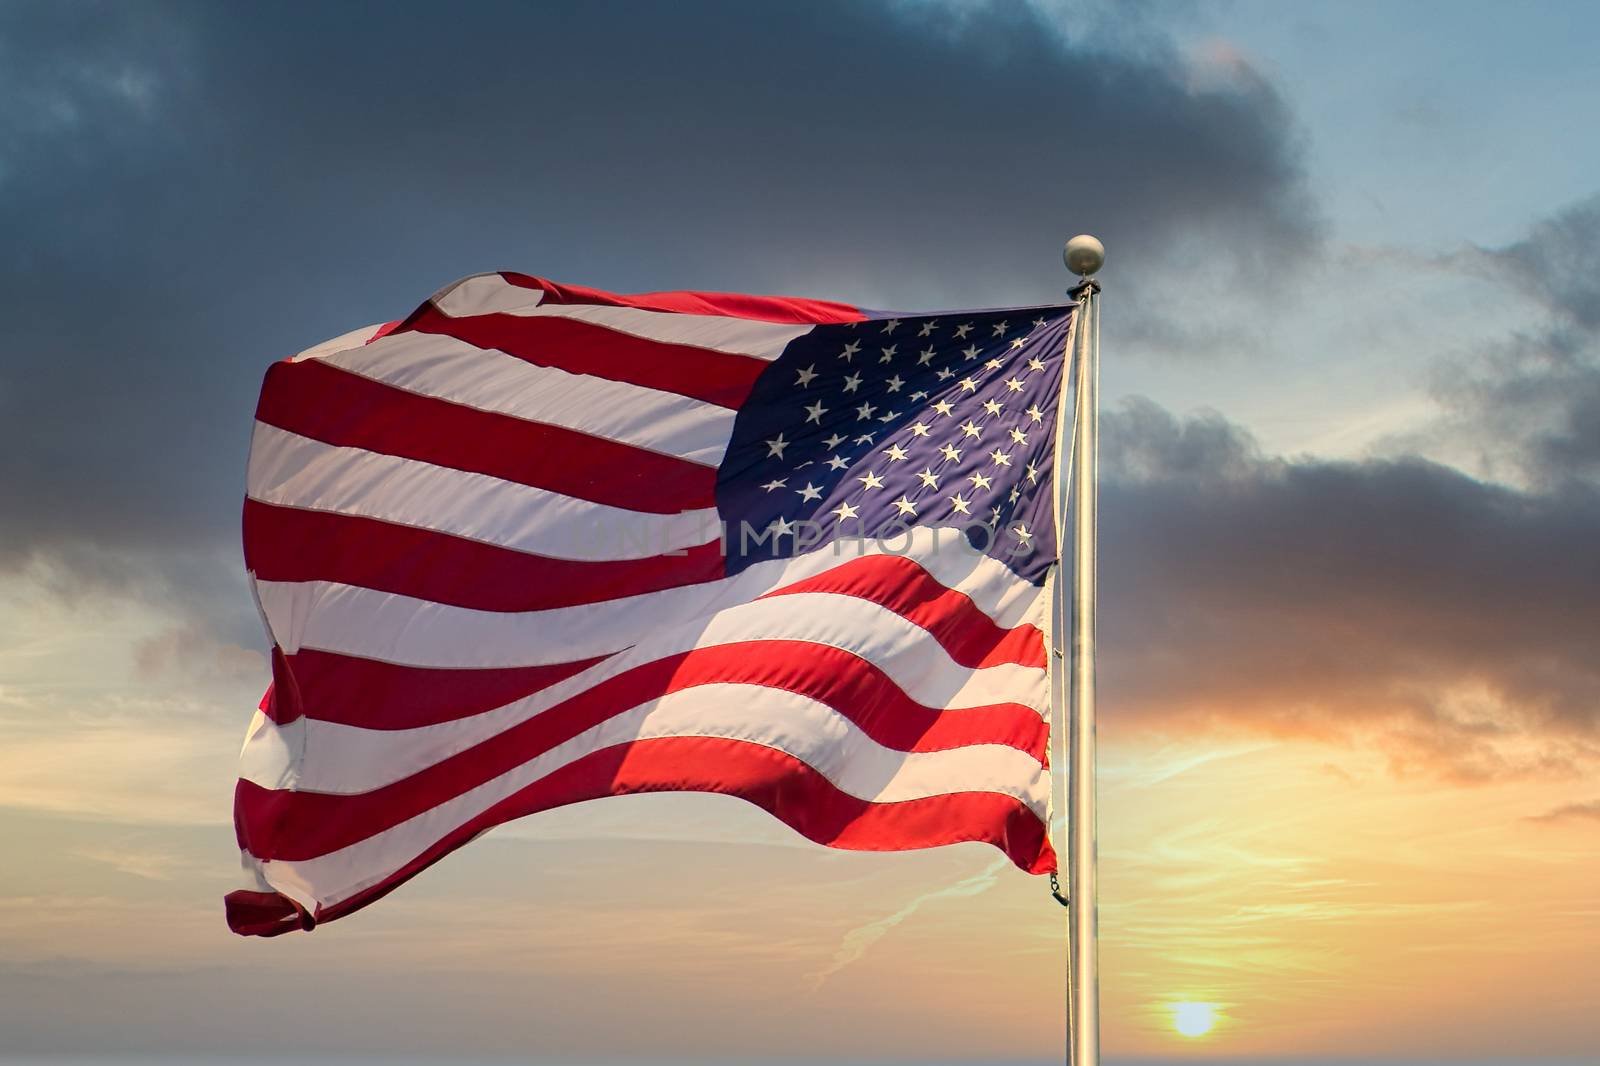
[1170,1001,1219,1038]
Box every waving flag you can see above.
[228,272,1076,936]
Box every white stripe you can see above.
[251,528,1045,667]
[314,331,734,466]
[427,272,542,316]
[239,586,1048,794]
[430,274,813,361]
[247,684,1049,911]
[247,424,719,563]
[290,323,388,363]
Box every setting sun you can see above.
[1170,1001,1220,1038]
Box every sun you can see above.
[1169,1000,1220,1038]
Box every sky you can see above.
[2,0,1598,1061]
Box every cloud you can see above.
[1091,190,1600,787]
[1527,800,1600,826]
[0,0,1317,613]
[132,624,265,684]
[1468,194,1600,329]
[1422,195,1600,489]
[70,845,204,882]
[1100,397,1600,782]
[806,853,1009,990]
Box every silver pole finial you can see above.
[1063,234,1105,279]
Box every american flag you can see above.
[228,272,1076,936]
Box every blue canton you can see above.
[716,305,1074,584]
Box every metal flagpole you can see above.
[1057,234,1103,1066]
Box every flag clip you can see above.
[1050,871,1070,907]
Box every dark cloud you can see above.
[1483,195,1600,330]
[7,3,1594,787]
[0,0,1316,606]
[1101,397,1600,782]
[1430,195,1600,489]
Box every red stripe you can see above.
[244,499,726,615]
[235,639,1047,861]
[255,359,717,513]
[763,554,1047,669]
[496,272,866,325]
[228,736,1051,936]
[262,645,608,730]
[401,306,767,409]
[223,889,310,937]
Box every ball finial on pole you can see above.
[1064,234,1105,278]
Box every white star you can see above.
[760,478,788,492]
[796,482,823,501]
[917,347,936,365]
[949,493,971,515]
[991,320,1009,336]
[795,364,818,387]
[990,449,1012,467]
[770,515,795,537]
[879,344,898,363]
[840,340,861,361]
[857,470,884,490]
[877,410,899,423]
[939,442,962,462]
[892,496,917,516]
[856,402,876,421]
[881,319,901,334]
[1014,523,1033,546]
[962,344,980,360]
[842,371,863,393]
[832,500,860,522]
[982,398,1004,416]
[969,471,993,490]
[886,374,905,393]
[823,432,847,449]
[1033,317,1048,328]
[936,367,955,381]
[765,433,789,458]
[1010,428,1028,445]
[854,432,876,445]
[954,323,974,339]
[1026,462,1040,483]
[932,398,955,417]
[1010,337,1026,349]
[826,454,849,471]
[985,358,1003,371]
[916,468,940,489]
[917,320,938,337]
[958,377,978,393]
[988,506,1002,527]
[803,400,827,424]
[909,390,929,401]
[908,421,930,437]
[884,442,909,462]
[960,420,982,439]
[1026,405,1045,424]
[1028,357,1045,372]
[1005,377,1024,392]
[1009,486,1022,502]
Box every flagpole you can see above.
[1060,234,1103,1066]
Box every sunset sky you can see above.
[2,1,1597,1061]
